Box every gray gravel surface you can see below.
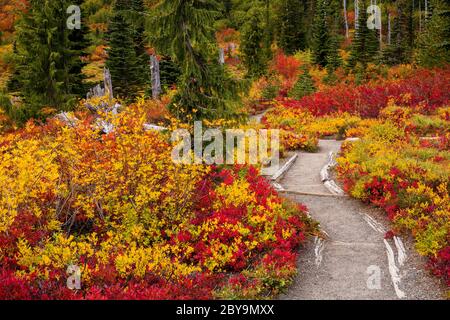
[278,140,446,300]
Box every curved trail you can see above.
[277,140,444,300]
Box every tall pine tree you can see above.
[153,0,243,121]
[130,0,151,87]
[10,0,89,123]
[106,0,140,99]
[240,8,268,77]
[311,0,331,67]
[277,0,307,54]
[68,0,91,96]
[415,0,450,67]
[347,0,379,68]
[382,0,414,65]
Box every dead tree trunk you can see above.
[344,0,349,38]
[103,67,113,103]
[150,55,161,100]
[219,48,225,64]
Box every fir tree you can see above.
[289,65,316,99]
[326,33,342,71]
[106,0,140,99]
[153,0,243,121]
[68,0,91,96]
[130,0,151,87]
[277,0,307,54]
[382,1,413,66]
[311,0,330,67]
[415,0,450,67]
[6,41,20,93]
[159,56,181,90]
[347,0,379,69]
[10,0,86,123]
[240,8,267,77]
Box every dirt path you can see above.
[278,140,445,300]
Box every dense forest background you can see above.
[0,0,449,124]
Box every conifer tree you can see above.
[10,0,87,123]
[382,1,413,66]
[159,56,181,89]
[106,0,140,99]
[347,0,379,68]
[68,0,91,96]
[415,0,450,67]
[6,41,20,93]
[277,0,307,54]
[289,65,316,99]
[240,8,267,77]
[130,0,151,87]
[153,0,243,121]
[311,0,330,67]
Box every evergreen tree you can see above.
[240,8,268,77]
[382,1,413,66]
[324,35,342,85]
[347,0,379,68]
[277,0,307,54]
[153,0,243,121]
[10,0,86,123]
[289,65,316,99]
[130,0,151,87]
[68,0,91,96]
[311,0,330,67]
[415,0,450,67]
[159,56,181,90]
[326,33,342,71]
[106,0,140,99]
[6,41,20,93]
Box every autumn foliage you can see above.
[0,105,316,299]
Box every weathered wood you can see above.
[280,189,347,198]
[87,84,105,100]
[104,67,113,103]
[270,154,298,181]
[150,55,162,100]
[55,112,79,127]
[219,48,225,65]
[143,123,167,132]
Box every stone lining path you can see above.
[277,140,445,300]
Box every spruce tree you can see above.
[289,65,316,99]
[159,56,181,89]
[382,1,413,66]
[311,0,330,67]
[240,8,267,77]
[415,0,450,67]
[11,0,86,123]
[347,0,379,69]
[130,0,151,87]
[6,41,20,93]
[277,0,307,54]
[68,0,91,96]
[153,0,243,121]
[106,0,140,99]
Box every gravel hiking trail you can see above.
[277,139,445,300]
